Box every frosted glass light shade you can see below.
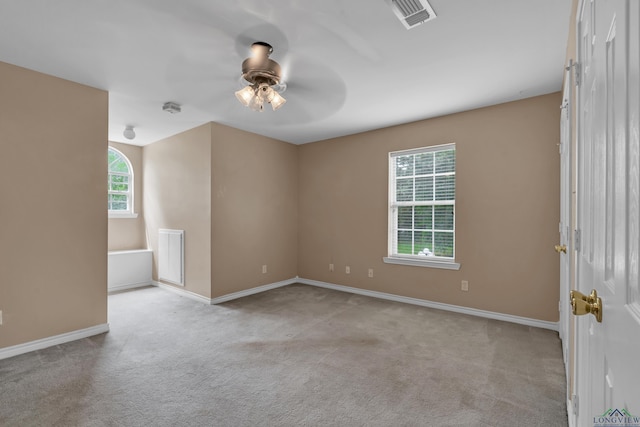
[235,86,254,106]
[270,91,286,110]
[248,95,264,112]
[235,83,285,112]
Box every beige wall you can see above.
[142,94,560,321]
[298,93,562,322]
[108,141,146,251]
[210,123,298,298]
[142,122,298,300]
[0,62,108,348]
[143,124,212,298]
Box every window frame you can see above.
[383,143,460,270]
[108,147,137,219]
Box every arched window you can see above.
[108,147,136,217]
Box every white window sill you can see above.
[109,212,139,219]
[383,256,461,270]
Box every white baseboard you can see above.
[164,276,558,330]
[108,281,152,294]
[152,281,213,304]
[0,323,110,361]
[0,279,557,362]
[152,278,298,305]
[210,278,298,304]
[567,397,576,427]
[297,278,559,331]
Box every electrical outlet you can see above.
[368,269,374,278]
[329,263,334,272]
[345,266,351,274]
[461,280,469,291]
[262,265,267,274]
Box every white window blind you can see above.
[388,143,456,263]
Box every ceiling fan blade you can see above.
[276,57,347,123]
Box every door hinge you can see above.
[572,394,579,415]
[574,229,581,252]
[566,60,580,86]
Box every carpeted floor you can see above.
[0,284,568,426]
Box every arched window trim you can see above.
[108,147,138,219]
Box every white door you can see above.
[559,66,572,387]
[574,0,640,424]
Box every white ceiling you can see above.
[0,0,572,145]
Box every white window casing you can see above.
[108,147,137,219]
[385,143,460,270]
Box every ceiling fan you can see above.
[165,22,348,125]
[235,41,287,112]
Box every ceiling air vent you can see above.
[388,0,437,29]
[162,101,182,114]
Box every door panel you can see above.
[576,2,599,424]
[575,0,640,423]
[628,0,640,319]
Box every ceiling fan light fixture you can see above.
[248,95,264,112]
[235,86,254,106]
[235,42,286,112]
[269,91,286,111]
[257,83,275,101]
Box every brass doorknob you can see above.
[570,290,596,304]
[555,244,567,254]
[570,289,602,323]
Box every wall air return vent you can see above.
[388,0,437,29]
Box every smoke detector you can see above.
[123,125,136,140]
[387,0,437,29]
[162,102,182,114]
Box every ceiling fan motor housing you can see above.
[241,42,282,86]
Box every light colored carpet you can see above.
[0,284,567,426]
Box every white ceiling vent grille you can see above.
[388,0,437,29]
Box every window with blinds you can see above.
[108,147,134,215]
[388,143,456,262]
